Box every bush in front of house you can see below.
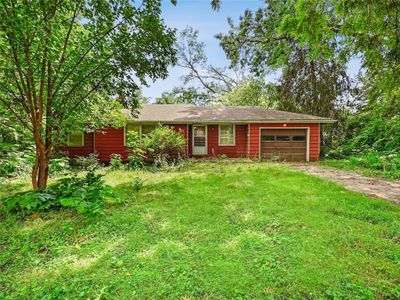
[49,157,71,177]
[6,169,116,216]
[74,153,100,170]
[141,126,186,167]
[110,153,123,170]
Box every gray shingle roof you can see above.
[125,104,335,123]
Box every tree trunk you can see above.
[31,138,50,190]
[31,148,40,190]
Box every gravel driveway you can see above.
[291,164,400,205]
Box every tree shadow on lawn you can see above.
[1,165,400,299]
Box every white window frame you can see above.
[218,124,236,146]
[67,132,84,147]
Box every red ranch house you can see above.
[63,104,335,162]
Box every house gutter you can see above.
[127,119,336,125]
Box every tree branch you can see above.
[58,70,113,120]
[52,52,114,116]
[0,97,32,131]
[52,20,125,98]
[54,5,78,77]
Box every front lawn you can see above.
[1,162,399,299]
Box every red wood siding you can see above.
[94,127,130,162]
[248,123,320,161]
[63,123,321,162]
[62,132,94,158]
[206,124,248,158]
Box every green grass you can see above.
[1,162,399,299]
[320,159,400,180]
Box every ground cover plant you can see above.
[321,152,400,180]
[0,162,399,299]
[5,170,115,217]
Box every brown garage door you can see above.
[260,129,307,161]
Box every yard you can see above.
[1,162,399,299]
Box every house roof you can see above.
[125,104,335,124]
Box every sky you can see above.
[141,0,265,101]
[141,0,361,101]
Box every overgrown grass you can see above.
[1,162,399,299]
[321,157,400,180]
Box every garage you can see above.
[260,128,307,161]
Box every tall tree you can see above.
[218,79,278,108]
[0,0,176,189]
[155,87,210,105]
[217,0,400,152]
[177,26,245,98]
[216,1,354,149]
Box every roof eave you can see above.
[128,119,336,124]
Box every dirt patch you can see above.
[291,164,400,205]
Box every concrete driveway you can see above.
[291,164,400,205]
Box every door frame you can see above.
[258,127,310,162]
[192,124,208,156]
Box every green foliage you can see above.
[126,152,145,170]
[6,190,58,215]
[323,152,400,180]
[54,170,114,216]
[110,154,123,171]
[6,170,115,216]
[132,176,144,192]
[218,79,278,108]
[217,0,400,158]
[74,154,100,170]
[0,149,34,178]
[125,130,141,148]
[344,105,400,154]
[1,162,399,298]
[141,126,186,166]
[49,157,70,177]
[155,87,209,105]
[0,0,176,189]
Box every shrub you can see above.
[6,170,116,216]
[132,177,144,192]
[74,153,100,170]
[110,153,123,170]
[49,157,70,177]
[54,170,114,216]
[126,151,145,170]
[141,126,186,165]
[0,148,34,178]
[125,130,141,148]
[6,190,57,215]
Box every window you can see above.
[262,135,275,142]
[141,125,156,136]
[276,136,290,141]
[67,132,84,147]
[126,124,141,134]
[125,124,157,146]
[292,135,306,141]
[219,125,235,146]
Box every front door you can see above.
[192,125,207,155]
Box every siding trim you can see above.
[258,127,310,162]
